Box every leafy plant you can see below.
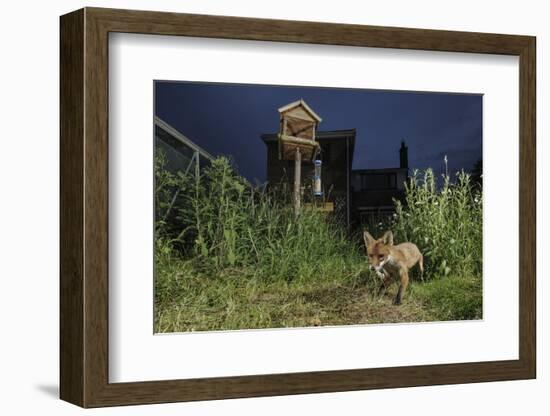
[392,169,482,279]
[154,153,483,332]
[155,153,364,284]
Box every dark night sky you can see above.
[154,81,482,184]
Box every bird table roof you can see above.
[277,99,322,123]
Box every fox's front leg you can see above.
[394,269,409,305]
[377,270,392,295]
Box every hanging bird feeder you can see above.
[314,159,323,197]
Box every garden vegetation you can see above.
[154,153,482,332]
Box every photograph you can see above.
[153,81,483,333]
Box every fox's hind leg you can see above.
[394,270,409,305]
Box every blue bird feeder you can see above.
[314,159,323,197]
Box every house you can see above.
[351,142,409,224]
[261,129,356,227]
[262,127,409,229]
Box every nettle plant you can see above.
[392,169,482,280]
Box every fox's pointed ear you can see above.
[382,231,394,246]
[363,231,375,247]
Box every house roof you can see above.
[315,129,357,140]
[261,129,356,167]
[261,129,356,144]
[277,99,323,123]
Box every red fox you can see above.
[363,230,423,305]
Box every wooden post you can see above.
[294,147,301,216]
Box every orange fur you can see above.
[363,230,423,305]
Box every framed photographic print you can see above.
[60,7,536,408]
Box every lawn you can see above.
[155,258,482,332]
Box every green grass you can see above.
[155,154,363,284]
[411,275,482,321]
[154,154,483,333]
[155,252,482,332]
